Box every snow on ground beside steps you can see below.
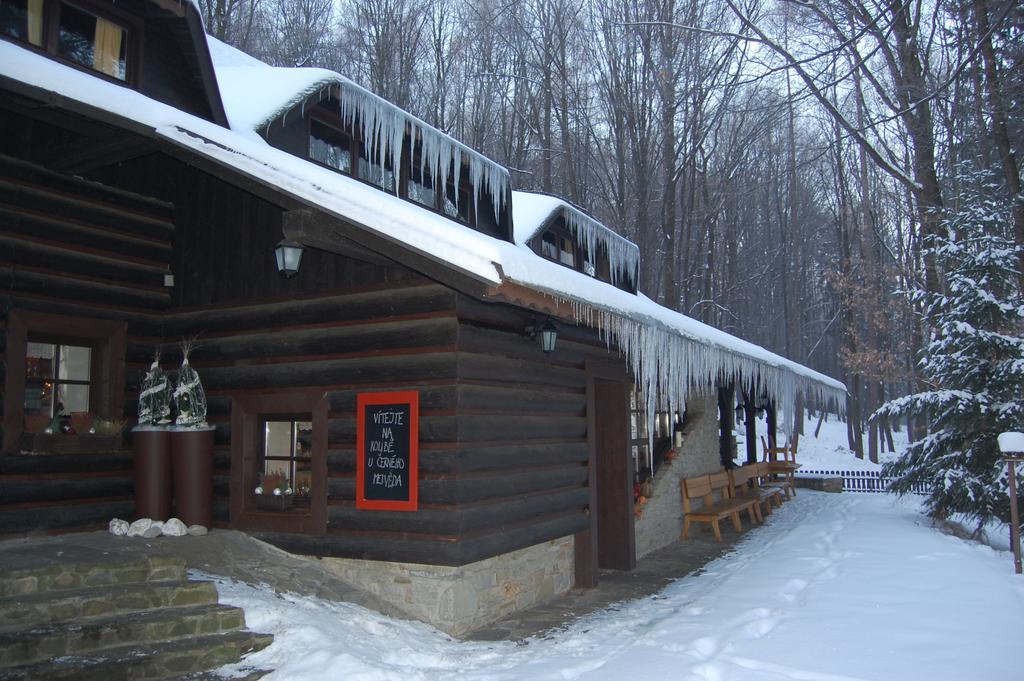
[210,493,1023,681]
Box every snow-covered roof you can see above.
[207,37,335,136]
[512,191,640,290]
[0,38,845,425]
[208,37,508,221]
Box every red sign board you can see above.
[356,391,419,511]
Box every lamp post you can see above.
[997,432,1023,575]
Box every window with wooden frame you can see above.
[538,227,578,271]
[230,391,327,534]
[541,231,558,259]
[558,235,575,266]
[24,341,92,420]
[585,243,615,284]
[261,417,313,501]
[306,103,480,227]
[406,159,437,210]
[0,0,138,83]
[309,117,353,173]
[2,310,126,452]
[405,138,474,225]
[356,139,396,192]
[629,387,649,481]
[443,174,472,223]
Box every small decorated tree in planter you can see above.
[133,347,175,521]
[170,338,215,528]
[139,348,173,426]
[174,339,208,428]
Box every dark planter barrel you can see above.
[171,427,215,527]
[132,428,172,520]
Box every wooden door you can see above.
[593,377,635,571]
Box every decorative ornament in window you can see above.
[24,341,91,420]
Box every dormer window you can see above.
[540,230,576,268]
[1,0,43,46]
[289,84,512,238]
[558,236,575,267]
[1,0,135,82]
[408,163,436,209]
[357,143,395,192]
[541,232,558,260]
[528,207,639,293]
[444,178,470,222]
[57,2,127,80]
[307,104,482,226]
[309,118,352,173]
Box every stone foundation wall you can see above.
[634,391,722,560]
[320,535,574,636]
[795,476,843,493]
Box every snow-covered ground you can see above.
[206,421,1021,680]
[212,491,1023,681]
[737,412,905,471]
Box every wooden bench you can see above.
[755,462,789,503]
[729,464,784,521]
[681,471,759,542]
[761,437,801,498]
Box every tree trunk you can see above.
[971,0,1024,286]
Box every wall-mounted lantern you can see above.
[274,239,305,279]
[527,318,558,353]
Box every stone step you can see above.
[0,556,186,598]
[0,580,219,633]
[0,603,247,668]
[0,630,274,681]
[171,669,271,681]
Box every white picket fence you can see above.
[796,469,930,495]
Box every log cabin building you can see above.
[0,0,845,634]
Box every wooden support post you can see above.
[717,384,735,468]
[1007,457,1022,575]
[767,400,778,450]
[744,392,757,465]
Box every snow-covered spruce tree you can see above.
[875,183,1024,531]
[138,349,173,426]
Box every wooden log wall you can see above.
[87,152,418,308]
[0,151,175,533]
[0,451,134,537]
[451,296,620,563]
[274,294,625,566]
[0,141,630,570]
[124,282,460,534]
[0,153,174,312]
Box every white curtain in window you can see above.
[93,17,123,78]
[27,0,43,46]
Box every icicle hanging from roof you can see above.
[559,295,846,454]
[561,205,640,288]
[336,81,509,222]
